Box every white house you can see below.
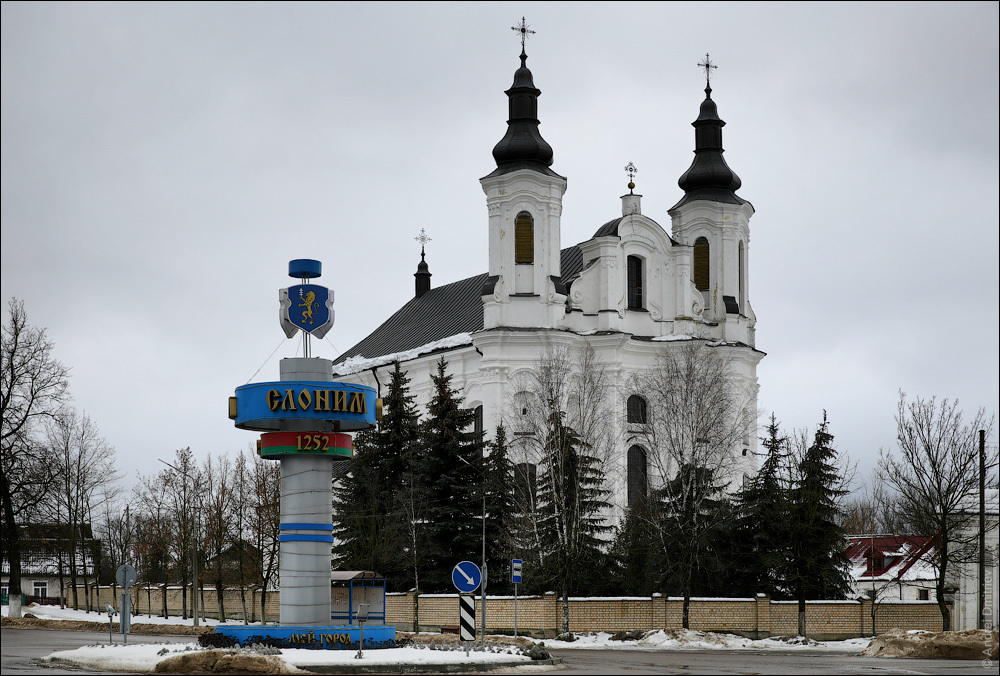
[331,45,764,524]
[952,489,999,630]
[846,534,939,602]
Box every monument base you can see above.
[213,624,396,650]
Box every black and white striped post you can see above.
[459,593,476,656]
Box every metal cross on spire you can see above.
[625,161,638,194]
[698,53,718,86]
[512,17,535,50]
[415,228,432,254]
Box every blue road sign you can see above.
[452,561,482,593]
[511,559,523,584]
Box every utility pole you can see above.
[978,429,985,630]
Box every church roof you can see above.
[671,84,749,210]
[484,48,563,179]
[334,247,582,364]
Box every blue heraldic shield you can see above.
[279,284,334,338]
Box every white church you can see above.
[332,44,764,523]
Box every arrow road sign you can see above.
[116,564,137,588]
[452,561,482,593]
[459,594,476,641]
[511,559,523,584]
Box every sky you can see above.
[2,2,998,492]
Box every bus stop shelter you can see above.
[331,570,386,625]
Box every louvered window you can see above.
[515,212,534,264]
[694,237,710,291]
[627,255,644,309]
[738,240,745,312]
[627,446,648,508]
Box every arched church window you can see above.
[473,405,484,441]
[694,237,710,291]
[627,445,648,508]
[627,255,644,309]
[515,211,534,264]
[626,395,647,424]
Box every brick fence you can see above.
[388,592,949,640]
[70,586,947,640]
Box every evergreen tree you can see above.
[536,409,612,630]
[414,357,482,592]
[729,414,791,598]
[333,362,419,588]
[786,412,853,635]
[483,424,517,584]
[609,496,659,596]
[653,463,730,626]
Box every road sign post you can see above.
[459,594,476,656]
[115,564,136,644]
[511,559,523,637]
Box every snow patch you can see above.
[332,333,473,375]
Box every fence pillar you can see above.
[755,593,771,639]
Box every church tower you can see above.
[480,34,568,330]
[668,57,756,346]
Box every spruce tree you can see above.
[729,414,790,598]
[536,409,611,630]
[786,411,852,635]
[332,361,419,588]
[654,463,730,626]
[483,424,517,584]
[414,357,482,592]
[610,496,659,596]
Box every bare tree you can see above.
[877,392,997,630]
[44,409,119,611]
[1,298,70,617]
[841,479,909,536]
[248,451,280,624]
[132,473,174,617]
[506,345,614,631]
[632,340,755,628]
[157,447,199,619]
[97,498,133,613]
[201,453,234,622]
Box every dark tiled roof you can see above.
[335,247,584,363]
[593,218,624,238]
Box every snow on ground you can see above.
[4,603,229,626]
[39,642,531,673]
[543,629,871,652]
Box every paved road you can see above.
[1,627,193,674]
[3,627,991,675]
[548,647,991,675]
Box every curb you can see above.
[298,657,563,674]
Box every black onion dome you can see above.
[671,85,747,209]
[485,50,562,178]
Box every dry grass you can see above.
[1,615,214,635]
[861,628,999,660]
[153,650,305,674]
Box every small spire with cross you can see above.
[512,17,535,52]
[625,161,637,194]
[415,228,432,256]
[698,53,717,88]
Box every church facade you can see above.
[332,46,764,524]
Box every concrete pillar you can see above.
[278,357,334,626]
